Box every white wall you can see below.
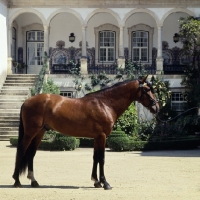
[125,12,157,48]
[87,12,118,48]
[163,12,189,49]
[49,12,82,48]
[0,1,7,89]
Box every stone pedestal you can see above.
[156,57,163,75]
[117,57,125,69]
[80,58,88,75]
[7,57,13,74]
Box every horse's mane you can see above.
[85,79,137,97]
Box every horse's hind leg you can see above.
[13,135,32,187]
[27,129,45,187]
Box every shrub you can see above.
[53,133,80,151]
[10,137,18,147]
[107,131,130,151]
[113,103,138,136]
[10,132,80,151]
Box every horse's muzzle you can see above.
[150,104,159,114]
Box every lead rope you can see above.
[155,107,199,123]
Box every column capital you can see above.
[43,25,49,31]
[82,26,87,30]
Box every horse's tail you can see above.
[15,103,29,174]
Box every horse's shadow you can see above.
[0,185,94,189]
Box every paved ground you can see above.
[0,141,200,200]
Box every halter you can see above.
[139,81,159,108]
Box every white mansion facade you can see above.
[0,0,200,115]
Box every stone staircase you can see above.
[0,74,38,141]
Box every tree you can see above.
[179,16,200,109]
[179,16,200,66]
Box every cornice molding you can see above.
[7,0,200,8]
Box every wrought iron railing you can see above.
[49,58,195,75]
[51,61,80,75]
[87,63,117,74]
[125,59,157,75]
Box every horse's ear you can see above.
[140,75,148,84]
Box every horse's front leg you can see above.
[92,133,112,190]
[99,148,112,190]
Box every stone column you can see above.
[80,26,88,74]
[118,26,125,69]
[43,25,49,55]
[43,25,50,73]
[7,25,13,74]
[156,26,163,74]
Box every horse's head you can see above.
[138,75,159,114]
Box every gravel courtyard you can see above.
[0,141,200,200]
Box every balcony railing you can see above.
[125,59,157,75]
[50,58,193,75]
[163,59,189,74]
[87,60,118,74]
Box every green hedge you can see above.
[10,134,200,152]
[10,134,80,151]
[107,131,130,151]
[128,138,200,151]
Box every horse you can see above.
[12,75,159,190]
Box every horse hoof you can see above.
[103,183,112,190]
[31,181,39,187]
[13,181,22,188]
[94,182,102,188]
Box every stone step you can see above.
[6,75,37,78]
[0,114,20,119]
[0,109,20,113]
[4,83,34,86]
[0,127,18,131]
[2,86,32,90]
[5,79,37,83]
[0,74,37,141]
[0,116,20,120]
[0,103,23,109]
[0,99,25,102]
[0,131,18,135]
[0,134,18,141]
[0,89,29,95]
[6,76,37,80]
[7,74,38,76]
[0,95,27,100]
[0,121,19,127]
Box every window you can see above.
[27,31,44,41]
[94,24,119,64]
[132,31,148,62]
[60,91,73,98]
[128,24,154,63]
[12,27,16,61]
[171,92,187,111]
[99,31,115,62]
[27,31,44,66]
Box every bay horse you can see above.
[12,75,159,190]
